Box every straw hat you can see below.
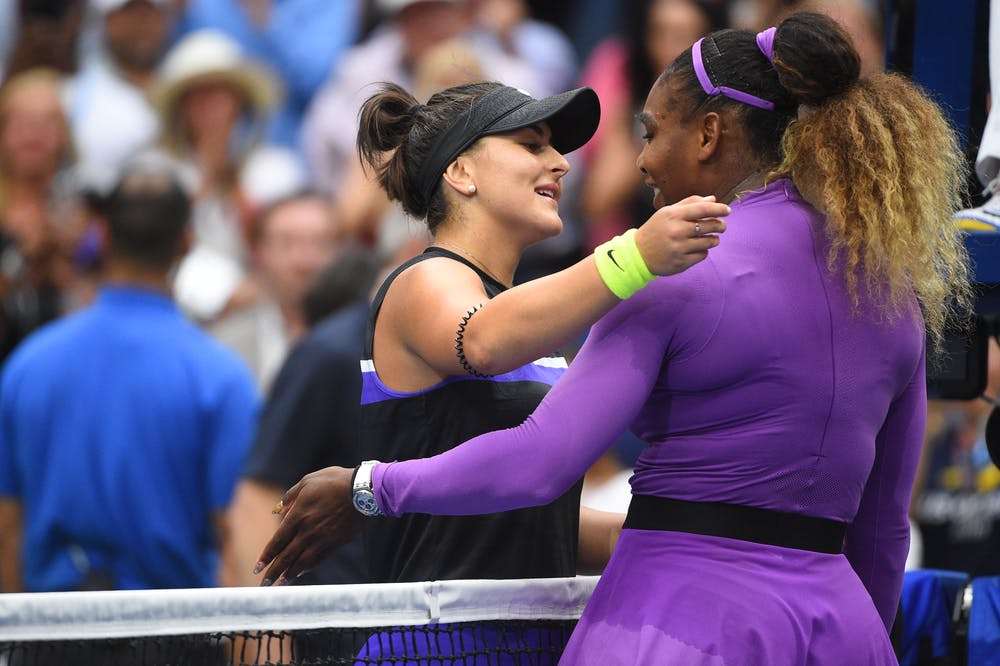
[150,30,280,125]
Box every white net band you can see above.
[0,576,599,641]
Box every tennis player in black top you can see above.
[260,81,728,586]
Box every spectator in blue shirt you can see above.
[0,150,259,592]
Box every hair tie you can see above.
[756,27,777,63]
[409,103,426,118]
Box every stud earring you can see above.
[467,184,477,194]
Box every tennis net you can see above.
[0,575,598,665]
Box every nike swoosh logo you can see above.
[607,249,623,271]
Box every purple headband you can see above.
[691,29,777,111]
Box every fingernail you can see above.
[260,578,272,587]
[275,576,288,586]
[252,562,264,575]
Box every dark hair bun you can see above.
[773,12,861,107]
[357,83,420,156]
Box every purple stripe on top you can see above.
[360,358,567,406]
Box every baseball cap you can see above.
[417,85,601,204]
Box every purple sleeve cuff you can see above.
[371,462,397,517]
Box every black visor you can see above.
[417,85,601,204]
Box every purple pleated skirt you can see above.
[559,529,898,665]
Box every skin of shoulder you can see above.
[374,256,495,391]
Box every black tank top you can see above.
[360,247,581,583]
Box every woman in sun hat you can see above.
[151,29,306,322]
[152,28,279,157]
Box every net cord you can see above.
[0,576,599,641]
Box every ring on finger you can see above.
[694,222,702,236]
[272,499,284,514]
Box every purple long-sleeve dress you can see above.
[373,180,922,664]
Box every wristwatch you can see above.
[351,460,384,516]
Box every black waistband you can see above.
[623,494,847,554]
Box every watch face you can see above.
[353,490,380,516]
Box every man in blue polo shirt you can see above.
[0,152,259,591]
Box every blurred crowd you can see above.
[2,0,992,594]
[0,0,886,353]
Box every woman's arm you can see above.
[459,197,725,375]
[255,279,684,583]
[375,279,676,513]
[577,506,625,574]
[0,499,22,592]
[843,345,927,630]
[391,197,726,381]
[226,480,283,586]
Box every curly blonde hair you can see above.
[666,12,974,354]
[773,72,972,352]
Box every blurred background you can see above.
[0,0,994,594]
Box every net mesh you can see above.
[0,576,597,665]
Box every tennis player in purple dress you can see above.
[259,12,972,664]
[375,178,925,663]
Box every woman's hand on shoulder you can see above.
[636,195,729,276]
[254,466,363,586]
